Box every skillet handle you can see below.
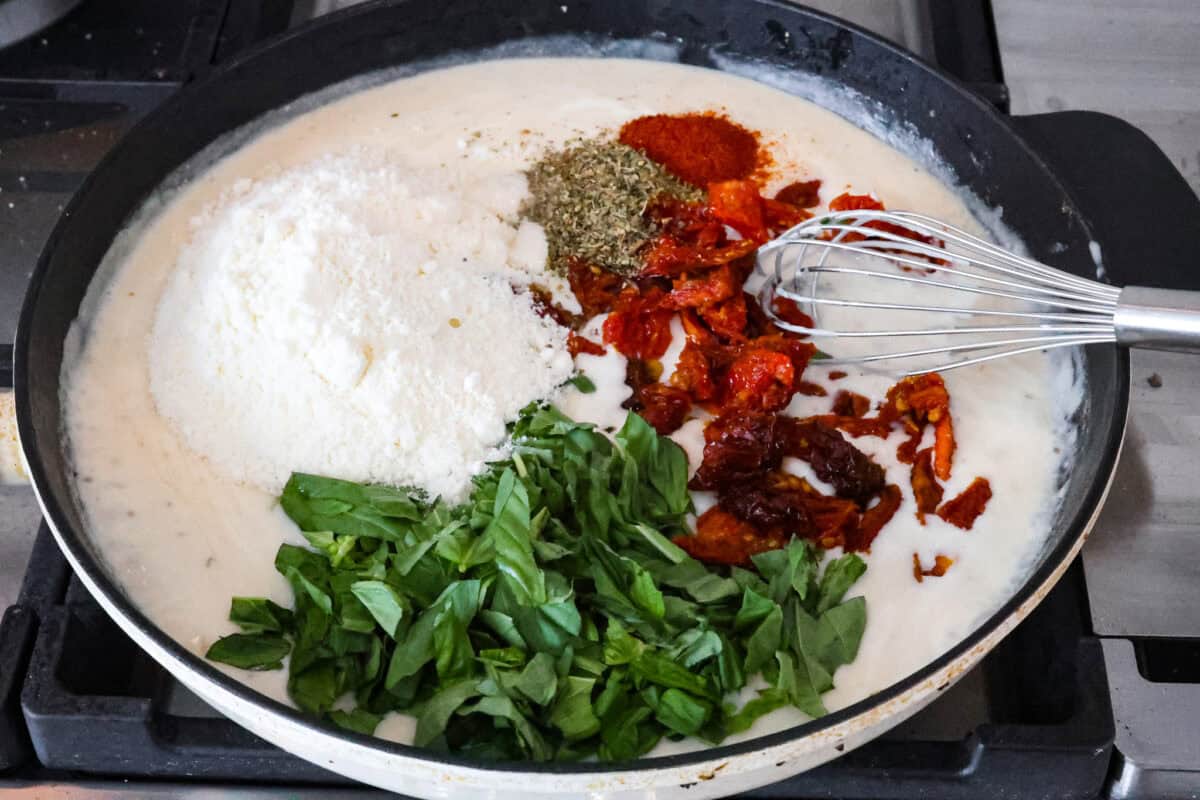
[1009,111,1200,293]
[1115,287,1200,351]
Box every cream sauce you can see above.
[62,58,1078,754]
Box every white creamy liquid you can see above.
[62,58,1079,754]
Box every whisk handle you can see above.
[1114,286,1200,352]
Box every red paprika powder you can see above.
[618,112,762,186]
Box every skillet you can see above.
[14,1,1128,796]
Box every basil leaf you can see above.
[629,522,688,564]
[568,373,597,393]
[550,676,601,741]
[229,597,294,634]
[752,539,816,605]
[514,652,558,706]
[630,651,713,699]
[281,473,423,542]
[350,580,407,638]
[206,633,290,670]
[724,687,790,734]
[386,608,437,687]
[669,628,723,669]
[283,566,333,616]
[458,695,553,761]
[513,600,580,655]
[744,605,783,675]
[599,702,657,761]
[775,650,828,718]
[329,708,382,736]
[289,660,339,714]
[815,553,867,614]
[795,597,867,674]
[646,687,712,737]
[479,646,526,669]
[602,620,645,666]
[488,469,546,605]
[733,588,776,633]
[415,679,480,747]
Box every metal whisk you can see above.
[757,210,1200,375]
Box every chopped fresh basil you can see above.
[206,632,291,671]
[210,406,868,761]
[567,373,597,393]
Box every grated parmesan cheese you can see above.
[148,150,573,501]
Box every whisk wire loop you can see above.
[758,210,1121,375]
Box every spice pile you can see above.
[523,141,701,276]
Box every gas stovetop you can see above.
[0,2,1197,798]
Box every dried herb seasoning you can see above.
[523,138,702,277]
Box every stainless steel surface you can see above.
[1102,638,1200,800]
[758,210,1122,374]
[1115,286,1200,351]
[1083,349,1200,638]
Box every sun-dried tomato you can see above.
[802,414,893,439]
[724,350,795,412]
[933,415,955,483]
[689,410,785,491]
[913,553,955,582]
[793,381,826,398]
[802,493,861,551]
[698,292,748,342]
[748,333,818,377]
[896,420,924,464]
[567,259,625,318]
[828,370,848,381]
[602,288,674,360]
[780,419,886,504]
[708,179,768,241]
[762,198,813,233]
[567,332,606,358]
[667,264,739,310]
[529,284,581,329]
[645,195,719,242]
[675,507,786,566]
[634,384,692,435]
[937,478,992,530]
[669,341,717,401]
[826,193,944,268]
[621,358,660,411]
[719,482,815,537]
[883,374,955,480]
[911,448,944,524]
[831,390,871,418]
[769,295,815,330]
[679,308,721,348]
[640,233,759,278]
[828,192,885,213]
[775,179,822,209]
[847,484,902,552]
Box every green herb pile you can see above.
[207,405,867,761]
[522,139,703,277]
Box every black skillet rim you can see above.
[14,0,1131,777]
